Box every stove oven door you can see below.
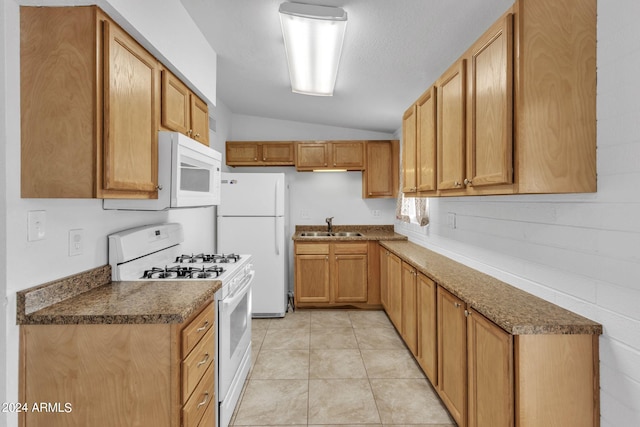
[218,271,253,400]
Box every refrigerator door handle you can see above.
[274,178,280,216]
[274,217,280,255]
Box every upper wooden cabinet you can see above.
[363,140,399,198]
[21,6,159,199]
[226,141,295,166]
[296,141,365,171]
[402,106,417,193]
[403,87,437,196]
[436,59,467,193]
[161,69,209,146]
[401,0,596,197]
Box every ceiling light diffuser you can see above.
[279,2,348,96]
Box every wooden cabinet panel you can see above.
[417,273,437,385]
[402,105,417,193]
[332,141,364,169]
[437,60,466,192]
[182,329,214,402]
[296,143,329,169]
[334,253,368,303]
[379,248,390,310]
[386,252,403,331]
[437,286,467,426]
[295,254,331,303]
[103,19,158,193]
[417,87,437,193]
[161,70,190,135]
[226,142,260,164]
[21,6,159,199]
[401,262,418,355]
[467,309,513,427]
[262,142,295,163]
[182,363,214,427]
[190,94,209,146]
[466,14,513,189]
[363,140,399,198]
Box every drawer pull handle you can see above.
[197,392,209,409]
[197,321,210,332]
[197,353,210,367]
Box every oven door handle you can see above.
[222,270,254,312]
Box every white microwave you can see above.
[103,131,221,210]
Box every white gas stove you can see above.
[108,223,254,427]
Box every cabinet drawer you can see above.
[334,242,368,254]
[197,395,215,427]
[182,328,215,402]
[182,303,215,357]
[296,243,330,255]
[182,363,214,427]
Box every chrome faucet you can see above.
[326,217,334,233]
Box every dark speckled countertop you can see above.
[292,224,408,241]
[17,265,220,325]
[381,240,602,335]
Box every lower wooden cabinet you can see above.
[401,262,418,355]
[437,286,467,426]
[385,251,403,331]
[467,308,513,427]
[295,242,369,306]
[19,302,215,427]
[416,272,437,385]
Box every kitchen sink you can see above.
[300,231,333,237]
[300,231,363,237]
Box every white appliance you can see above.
[103,131,222,210]
[107,223,253,427]
[217,173,288,317]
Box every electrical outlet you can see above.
[300,209,310,219]
[371,209,381,217]
[27,210,46,241]
[69,229,84,256]
[447,212,457,229]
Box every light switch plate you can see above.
[27,210,46,241]
[69,229,84,256]
[447,212,457,229]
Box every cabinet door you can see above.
[262,142,295,164]
[402,105,417,193]
[401,262,418,355]
[190,94,210,146]
[467,308,513,427]
[467,14,513,189]
[332,141,365,169]
[437,60,466,191]
[296,143,328,170]
[333,253,368,303]
[226,142,260,165]
[386,252,403,331]
[161,69,190,135]
[379,248,389,309]
[295,254,330,303]
[416,87,437,192]
[102,19,158,195]
[437,287,467,426]
[417,273,437,385]
[364,141,398,198]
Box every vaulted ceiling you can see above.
[181,0,514,134]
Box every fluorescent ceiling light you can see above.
[279,2,348,96]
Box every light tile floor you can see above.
[231,309,456,426]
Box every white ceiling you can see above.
[180,0,514,134]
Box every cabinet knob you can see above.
[187,129,193,136]
[464,178,472,186]
[155,185,163,191]
[454,302,461,308]
[194,132,201,138]
[454,181,461,187]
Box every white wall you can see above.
[1,1,218,426]
[395,1,640,425]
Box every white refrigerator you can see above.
[217,173,288,317]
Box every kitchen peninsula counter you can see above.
[16,265,220,325]
[292,224,408,241]
[381,240,602,335]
